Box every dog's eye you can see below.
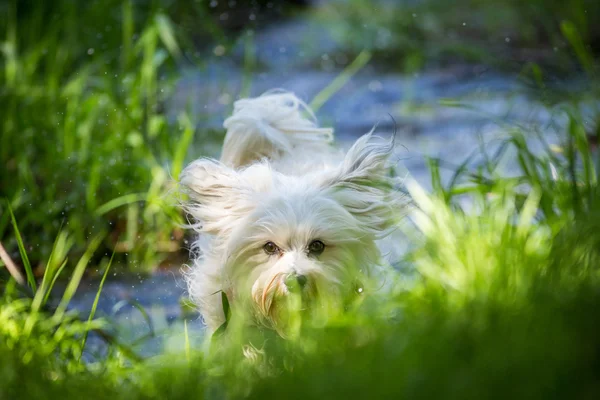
[308,240,325,256]
[263,241,280,255]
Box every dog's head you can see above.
[181,134,404,334]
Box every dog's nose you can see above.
[296,274,308,288]
[285,273,308,291]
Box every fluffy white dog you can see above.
[180,91,406,335]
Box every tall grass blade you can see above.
[561,20,595,76]
[426,157,446,201]
[7,202,36,291]
[2,2,17,88]
[211,291,231,342]
[446,149,480,195]
[31,229,71,312]
[126,203,139,251]
[0,241,25,286]
[155,14,181,59]
[171,114,195,180]
[80,250,116,358]
[43,258,68,305]
[112,299,156,340]
[95,193,147,216]
[240,31,256,98]
[517,188,542,236]
[184,319,190,363]
[310,50,371,113]
[121,0,134,68]
[54,233,104,320]
[566,123,581,214]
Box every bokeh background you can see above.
[1,0,599,355]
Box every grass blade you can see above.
[43,258,68,305]
[121,0,134,68]
[95,193,147,216]
[155,14,181,59]
[447,148,481,194]
[561,20,595,76]
[184,319,190,364]
[426,157,447,202]
[221,290,231,322]
[111,299,156,340]
[80,250,116,358]
[32,229,66,312]
[310,50,371,113]
[240,31,256,98]
[33,228,73,311]
[211,291,231,342]
[171,114,195,180]
[517,188,542,237]
[0,240,25,286]
[54,233,105,320]
[7,202,36,291]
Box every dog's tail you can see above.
[220,90,334,168]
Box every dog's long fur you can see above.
[180,91,406,333]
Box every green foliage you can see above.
[2,1,600,397]
[7,202,35,290]
[2,110,600,398]
[0,213,136,398]
[0,0,210,271]
[2,0,599,275]
[317,0,600,73]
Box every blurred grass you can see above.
[0,0,311,274]
[1,1,600,396]
[0,0,204,272]
[317,0,600,76]
[2,107,600,398]
[1,0,599,276]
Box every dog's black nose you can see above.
[296,274,308,288]
[285,273,308,291]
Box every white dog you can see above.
[180,91,406,336]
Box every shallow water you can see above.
[70,271,205,358]
[71,1,573,356]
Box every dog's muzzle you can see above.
[284,272,308,292]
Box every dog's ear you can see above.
[322,133,405,237]
[179,159,254,235]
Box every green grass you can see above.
[316,0,600,75]
[2,1,600,398]
[2,108,600,398]
[0,0,306,273]
[2,0,599,275]
[0,0,212,272]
